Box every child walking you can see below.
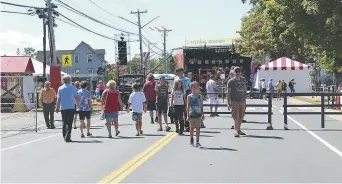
[171,80,185,135]
[186,81,204,147]
[127,83,147,136]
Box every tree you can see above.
[16,48,21,55]
[239,0,342,73]
[23,47,37,59]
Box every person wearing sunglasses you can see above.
[227,67,247,137]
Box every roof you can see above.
[259,57,310,71]
[1,56,35,73]
[36,41,106,64]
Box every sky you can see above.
[0,0,252,63]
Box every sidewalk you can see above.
[289,97,342,121]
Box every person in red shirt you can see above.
[143,73,157,124]
[101,80,124,138]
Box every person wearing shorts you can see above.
[155,76,171,131]
[227,67,247,137]
[77,81,93,138]
[206,75,219,117]
[102,80,123,138]
[128,83,147,136]
[143,74,157,124]
[73,81,81,129]
[186,81,204,148]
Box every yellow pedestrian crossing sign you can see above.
[62,54,72,67]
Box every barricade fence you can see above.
[1,76,39,134]
[283,92,342,130]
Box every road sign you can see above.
[62,54,72,67]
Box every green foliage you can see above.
[23,47,37,59]
[239,0,342,73]
[16,48,20,55]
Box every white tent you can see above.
[32,58,67,77]
[254,57,311,92]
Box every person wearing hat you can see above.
[227,67,247,137]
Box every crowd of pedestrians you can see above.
[42,67,248,146]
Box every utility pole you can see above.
[130,9,147,75]
[158,28,172,73]
[46,0,60,92]
[121,11,159,76]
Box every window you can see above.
[87,68,93,74]
[74,54,79,63]
[73,69,80,75]
[87,54,93,63]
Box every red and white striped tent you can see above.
[254,57,311,92]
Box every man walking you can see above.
[56,75,79,142]
[206,75,219,117]
[143,73,157,124]
[40,81,56,129]
[227,67,247,137]
[155,76,171,131]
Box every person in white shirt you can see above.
[127,83,147,136]
[261,79,267,100]
[171,80,185,135]
[206,75,219,117]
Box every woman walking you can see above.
[171,80,185,135]
[78,81,93,138]
[101,80,124,138]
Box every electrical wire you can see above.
[55,0,138,35]
[0,1,42,9]
[0,10,34,15]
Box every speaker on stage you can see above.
[118,41,127,65]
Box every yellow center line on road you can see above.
[98,132,177,184]
[110,133,178,184]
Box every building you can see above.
[36,41,106,80]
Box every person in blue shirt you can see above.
[174,68,191,94]
[268,78,274,94]
[78,81,93,138]
[56,75,79,142]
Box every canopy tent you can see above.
[153,74,176,80]
[32,58,67,77]
[254,57,311,92]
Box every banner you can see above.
[185,38,239,47]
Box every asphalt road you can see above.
[1,99,342,183]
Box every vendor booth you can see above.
[254,57,311,92]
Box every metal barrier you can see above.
[283,92,342,130]
[203,92,274,130]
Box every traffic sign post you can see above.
[62,54,72,67]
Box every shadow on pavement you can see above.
[116,136,145,139]
[142,134,166,137]
[200,131,221,134]
[183,134,214,138]
[243,121,268,124]
[244,135,284,139]
[200,147,238,151]
[242,128,342,132]
[71,140,103,143]
[206,128,231,130]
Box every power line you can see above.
[0,10,34,15]
[87,0,120,19]
[55,0,138,35]
[57,13,139,42]
[0,1,42,9]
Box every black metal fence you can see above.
[283,92,342,130]
[203,92,274,129]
